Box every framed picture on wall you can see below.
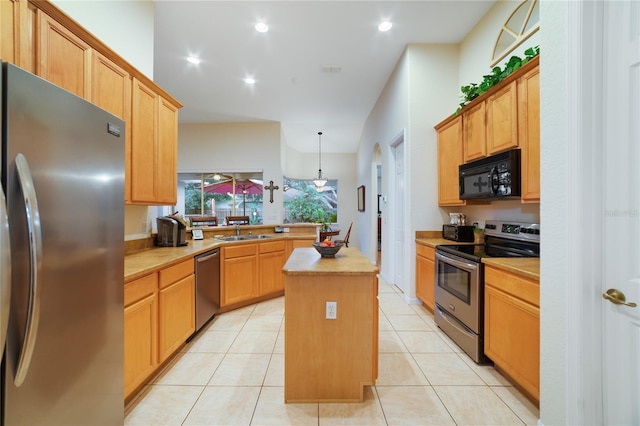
[357,185,365,212]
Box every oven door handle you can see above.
[435,251,478,272]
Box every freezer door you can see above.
[2,63,125,425]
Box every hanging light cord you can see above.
[317,131,323,178]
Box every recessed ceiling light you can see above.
[244,77,256,85]
[378,21,392,32]
[255,22,269,33]
[186,56,201,65]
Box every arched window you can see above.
[491,0,540,67]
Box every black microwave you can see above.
[459,149,521,200]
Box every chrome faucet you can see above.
[235,224,241,236]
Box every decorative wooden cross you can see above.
[264,180,279,203]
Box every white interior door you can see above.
[602,2,640,423]
[393,140,405,293]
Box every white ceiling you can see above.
[153,1,495,154]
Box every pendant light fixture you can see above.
[312,131,328,188]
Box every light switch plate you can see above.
[192,229,204,240]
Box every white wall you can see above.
[357,48,409,284]
[459,0,541,87]
[175,123,359,246]
[178,122,282,223]
[50,0,154,78]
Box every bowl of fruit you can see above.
[312,239,344,258]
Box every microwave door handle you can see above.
[0,187,10,355]
[490,166,499,195]
[13,154,43,387]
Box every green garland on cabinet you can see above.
[455,46,540,115]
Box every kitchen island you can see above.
[282,247,379,403]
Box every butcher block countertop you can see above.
[283,247,379,276]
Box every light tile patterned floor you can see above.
[125,277,539,425]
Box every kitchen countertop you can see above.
[283,247,378,276]
[415,236,540,281]
[125,233,316,282]
[481,257,540,280]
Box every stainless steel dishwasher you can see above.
[194,248,221,333]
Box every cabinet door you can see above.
[1,0,20,64]
[259,250,286,295]
[222,245,258,306]
[91,51,130,120]
[485,284,540,402]
[156,97,178,205]
[436,116,465,206]
[462,102,486,162]
[130,78,158,203]
[286,238,314,258]
[158,274,195,362]
[91,52,131,201]
[518,67,540,203]
[486,81,519,155]
[415,246,435,311]
[37,10,91,98]
[124,292,157,400]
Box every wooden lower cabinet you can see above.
[259,240,286,295]
[484,265,540,403]
[221,244,258,306]
[415,244,435,311]
[158,263,195,362]
[284,248,378,402]
[124,259,195,401]
[286,237,315,258]
[124,274,158,401]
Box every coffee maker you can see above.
[156,216,188,247]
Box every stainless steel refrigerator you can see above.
[0,62,124,425]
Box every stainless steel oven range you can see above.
[434,220,540,363]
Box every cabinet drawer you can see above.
[485,266,539,307]
[159,259,193,289]
[260,240,286,254]
[125,273,158,307]
[224,243,258,259]
[416,244,434,259]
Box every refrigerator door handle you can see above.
[0,187,11,354]
[13,153,43,386]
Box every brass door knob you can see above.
[602,288,637,307]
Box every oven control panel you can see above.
[484,220,540,242]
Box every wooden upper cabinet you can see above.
[91,52,131,120]
[129,78,179,205]
[130,78,159,204]
[1,0,20,64]
[462,102,486,162]
[37,10,91,99]
[156,98,179,205]
[486,81,518,155]
[436,115,466,206]
[1,0,36,72]
[518,66,540,203]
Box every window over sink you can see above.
[175,172,264,225]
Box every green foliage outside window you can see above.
[283,177,337,226]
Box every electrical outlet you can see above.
[326,301,337,319]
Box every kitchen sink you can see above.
[215,234,273,241]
